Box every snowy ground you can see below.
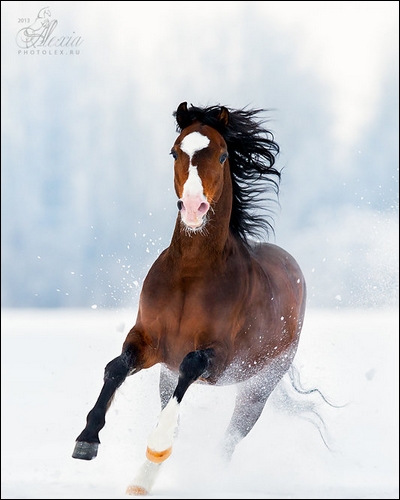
[1,307,398,499]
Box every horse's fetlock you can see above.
[76,428,100,444]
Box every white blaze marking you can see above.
[147,397,180,452]
[180,132,209,199]
[180,131,210,159]
[183,166,203,198]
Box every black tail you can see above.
[287,364,345,409]
[273,364,346,451]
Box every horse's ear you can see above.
[176,102,190,130]
[217,106,230,127]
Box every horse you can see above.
[72,101,307,495]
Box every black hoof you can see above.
[72,441,99,460]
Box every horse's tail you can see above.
[287,364,344,409]
[273,364,346,451]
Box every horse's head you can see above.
[171,102,230,231]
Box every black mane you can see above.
[173,103,281,245]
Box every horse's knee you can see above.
[104,350,133,387]
[173,349,214,403]
[179,348,213,380]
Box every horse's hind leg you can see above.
[126,349,213,495]
[72,347,136,460]
[222,358,290,460]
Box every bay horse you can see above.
[72,102,307,495]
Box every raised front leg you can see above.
[72,347,137,460]
[126,349,214,495]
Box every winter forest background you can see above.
[1,1,399,310]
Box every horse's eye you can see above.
[170,150,178,160]
[219,152,228,164]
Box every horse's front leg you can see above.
[72,346,139,460]
[126,348,214,495]
[159,363,178,410]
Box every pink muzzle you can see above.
[178,196,210,229]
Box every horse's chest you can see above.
[143,279,223,327]
[140,275,236,350]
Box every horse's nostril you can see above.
[177,200,183,211]
[198,202,209,214]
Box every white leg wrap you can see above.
[147,397,180,455]
[126,398,180,495]
[126,398,179,495]
[126,459,162,496]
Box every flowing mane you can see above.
[173,103,281,244]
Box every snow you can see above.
[1,307,398,499]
